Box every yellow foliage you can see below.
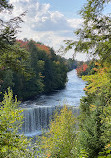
[105,144,111,149]
[82,66,111,97]
[90,104,96,111]
[95,62,101,66]
[41,106,76,158]
[55,61,60,65]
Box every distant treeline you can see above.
[76,59,98,77]
[0,39,77,101]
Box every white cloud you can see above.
[50,11,64,23]
[68,19,83,28]
[10,0,30,3]
[1,0,85,60]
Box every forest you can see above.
[0,36,77,101]
[0,0,111,158]
[0,38,73,101]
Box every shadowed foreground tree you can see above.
[0,0,28,71]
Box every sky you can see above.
[1,0,111,61]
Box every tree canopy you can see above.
[66,0,111,63]
[0,0,28,72]
[64,0,111,157]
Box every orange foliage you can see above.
[36,44,50,55]
[46,153,51,158]
[16,40,29,50]
[76,64,88,76]
[16,40,51,56]
[93,68,98,71]
[83,88,87,91]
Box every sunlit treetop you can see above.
[16,39,51,55]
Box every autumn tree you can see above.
[41,106,77,158]
[0,88,38,158]
[0,0,30,99]
[65,0,111,157]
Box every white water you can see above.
[20,69,86,136]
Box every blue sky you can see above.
[39,0,87,18]
[2,0,110,60]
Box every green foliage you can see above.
[0,1,76,101]
[64,1,111,157]
[66,58,78,71]
[64,1,111,156]
[0,0,27,68]
[0,0,13,11]
[41,106,77,158]
[0,44,29,72]
[1,40,68,101]
[79,150,89,158]
[78,64,111,158]
[76,59,99,77]
[0,38,69,101]
[65,0,111,63]
[0,0,30,99]
[0,88,39,158]
[82,66,111,102]
[1,1,111,158]
[80,103,105,157]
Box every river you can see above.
[20,69,86,136]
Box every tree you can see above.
[0,1,31,99]
[0,88,38,158]
[0,0,28,71]
[65,0,111,157]
[41,106,77,158]
[0,0,13,11]
[1,39,68,101]
[65,0,111,63]
[79,98,106,157]
[79,65,111,157]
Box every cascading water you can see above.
[20,70,86,137]
[21,106,56,136]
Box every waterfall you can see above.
[20,105,79,137]
[19,70,85,137]
[21,106,56,136]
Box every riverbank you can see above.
[20,69,86,137]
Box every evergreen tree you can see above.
[0,0,29,97]
[65,0,111,157]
